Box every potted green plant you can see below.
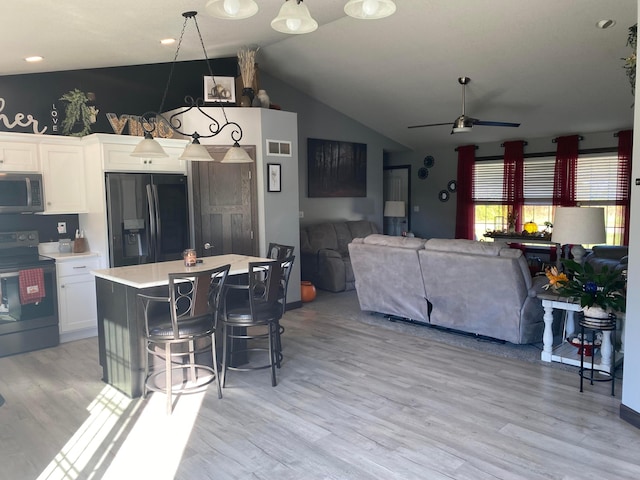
[551,259,627,319]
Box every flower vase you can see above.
[241,87,255,107]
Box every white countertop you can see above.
[91,254,271,289]
[42,251,100,262]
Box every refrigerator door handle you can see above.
[151,183,162,261]
[146,184,157,262]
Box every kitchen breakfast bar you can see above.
[92,254,269,398]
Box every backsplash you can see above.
[0,214,79,242]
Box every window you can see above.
[473,152,626,245]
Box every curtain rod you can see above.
[500,141,528,147]
[454,145,479,151]
[552,135,584,143]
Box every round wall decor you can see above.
[424,155,435,168]
[418,167,429,179]
[447,179,457,192]
[438,190,450,202]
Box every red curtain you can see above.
[617,129,633,245]
[552,135,579,206]
[455,145,476,239]
[503,140,525,232]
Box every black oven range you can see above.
[0,230,58,357]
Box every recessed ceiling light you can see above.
[24,56,43,62]
[160,38,176,45]
[596,19,616,29]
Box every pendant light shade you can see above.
[205,0,258,20]
[220,142,253,163]
[179,137,214,161]
[271,0,318,34]
[131,132,169,158]
[344,0,396,19]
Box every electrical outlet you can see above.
[57,222,66,234]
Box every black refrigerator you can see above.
[105,173,190,267]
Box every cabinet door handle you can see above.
[73,266,87,269]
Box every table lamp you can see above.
[551,207,606,264]
[384,200,405,236]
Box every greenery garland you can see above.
[623,24,637,96]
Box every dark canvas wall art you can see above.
[307,138,366,197]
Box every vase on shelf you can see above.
[240,87,255,107]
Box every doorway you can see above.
[191,145,258,257]
[383,165,411,235]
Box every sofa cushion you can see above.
[333,222,353,256]
[424,238,508,256]
[362,234,427,250]
[305,223,339,252]
[347,220,378,239]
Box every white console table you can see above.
[538,292,623,374]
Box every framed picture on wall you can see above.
[268,163,281,192]
[204,76,236,104]
[307,138,367,197]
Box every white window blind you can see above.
[472,160,503,202]
[523,157,555,204]
[575,153,621,204]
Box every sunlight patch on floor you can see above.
[36,384,206,480]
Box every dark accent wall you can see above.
[0,58,237,136]
[0,214,79,242]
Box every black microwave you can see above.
[0,173,45,213]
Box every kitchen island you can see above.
[92,254,270,398]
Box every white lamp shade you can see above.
[384,200,405,217]
[220,144,253,163]
[344,0,396,19]
[551,207,606,246]
[131,134,169,158]
[179,141,214,161]
[205,0,258,19]
[271,0,318,34]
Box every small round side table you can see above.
[579,313,617,396]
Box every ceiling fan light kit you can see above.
[408,76,520,134]
[271,0,318,34]
[205,0,259,19]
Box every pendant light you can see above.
[344,0,396,19]
[132,11,252,163]
[205,0,259,20]
[271,0,318,35]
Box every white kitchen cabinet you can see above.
[54,254,100,343]
[40,142,87,213]
[0,140,39,171]
[102,139,187,173]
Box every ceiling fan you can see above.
[408,76,520,134]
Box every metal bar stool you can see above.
[579,313,617,396]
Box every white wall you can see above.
[620,0,640,420]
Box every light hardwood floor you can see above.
[1,290,639,480]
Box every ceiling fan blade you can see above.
[408,122,452,129]
[473,120,520,128]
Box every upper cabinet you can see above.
[39,142,87,214]
[94,135,188,173]
[0,140,39,171]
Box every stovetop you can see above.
[0,230,54,269]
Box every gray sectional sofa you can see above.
[348,234,548,344]
[300,220,378,292]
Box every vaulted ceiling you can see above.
[1,0,636,151]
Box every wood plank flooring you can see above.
[1,290,639,480]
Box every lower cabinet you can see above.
[56,255,100,342]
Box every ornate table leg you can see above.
[600,330,612,374]
[541,302,554,362]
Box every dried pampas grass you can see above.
[238,46,259,88]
